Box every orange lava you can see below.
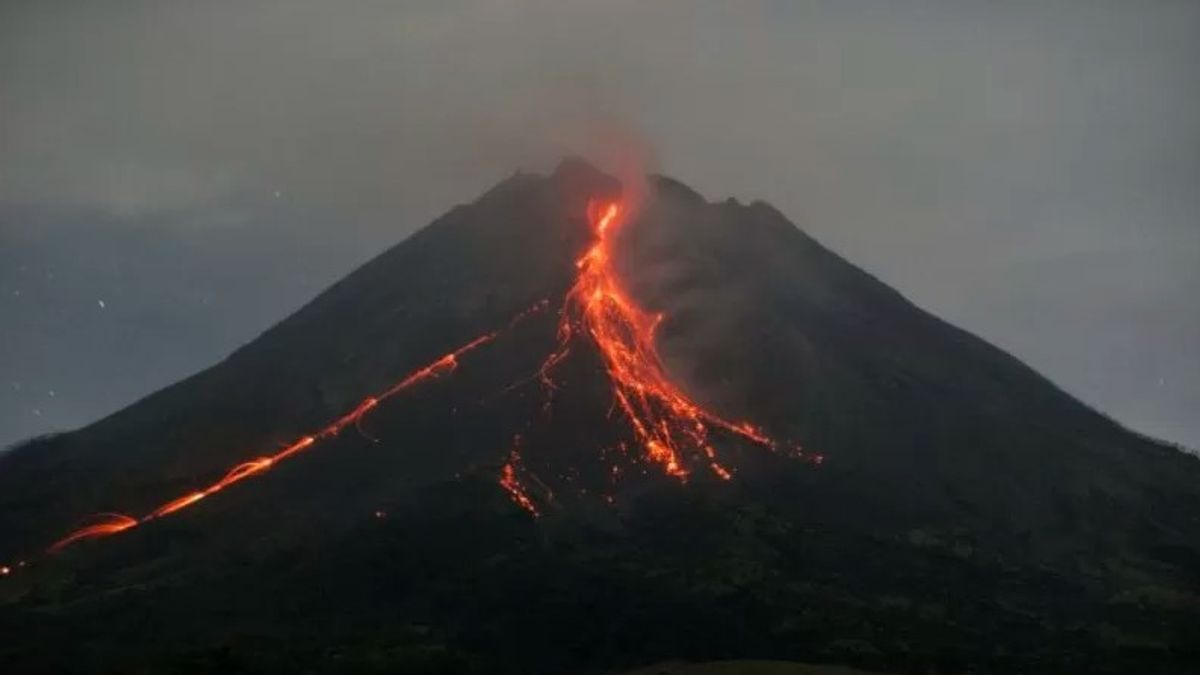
[48,514,138,553]
[540,200,783,482]
[3,192,818,573]
[498,446,540,517]
[38,304,546,556]
[490,197,812,516]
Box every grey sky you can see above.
[2,0,1197,450]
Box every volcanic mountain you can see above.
[1,159,1198,674]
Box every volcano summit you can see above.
[1,160,1198,674]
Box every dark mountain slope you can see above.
[626,184,1200,546]
[0,163,615,552]
[1,159,1198,674]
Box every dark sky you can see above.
[2,1,1197,451]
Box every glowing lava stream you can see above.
[10,193,813,564]
[500,199,808,514]
[497,435,542,518]
[40,302,547,556]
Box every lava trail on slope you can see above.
[6,192,816,569]
[496,199,817,515]
[6,301,546,567]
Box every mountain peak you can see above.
[550,155,619,189]
[649,173,706,202]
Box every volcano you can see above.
[1,159,1198,674]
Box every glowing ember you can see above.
[499,447,540,517]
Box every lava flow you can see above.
[498,436,541,518]
[546,200,787,479]
[6,189,815,569]
[36,302,546,557]
[498,198,811,515]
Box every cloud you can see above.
[0,0,668,222]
